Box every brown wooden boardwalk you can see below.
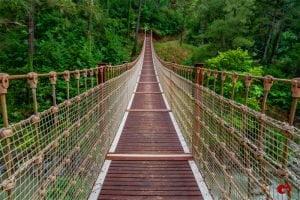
[98,37,203,200]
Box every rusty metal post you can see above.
[256,76,273,190]
[27,72,44,199]
[98,64,106,84]
[231,73,238,100]
[27,72,38,113]
[213,71,218,92]
[83,69,88,91]
[289,78,300,125]
[49,71,57,106]
[63,70,71,126]
[192,66,203,158]
[261,76,274,113]
[221,72,226,97]
[63,71,70,100]
[0,74,15,199]
[74,70,80,94]
[194,63,204,85]
[278,78,300,199]
[244,75,253,105]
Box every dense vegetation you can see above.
[0,0,299,123]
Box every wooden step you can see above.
[106,153,193,161]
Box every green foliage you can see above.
[0,0,140,123]
[206,49,254,72]
[206,49,264,110]
[154,40,198,64]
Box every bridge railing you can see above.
[152,36,300,199]
[0,38,145,199]
[159,60,299,126]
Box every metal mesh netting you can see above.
[153,40,300,199]
[0,41,144,199]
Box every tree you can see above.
[132,0,143,56]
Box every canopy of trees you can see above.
[1,0,299,77]
[0,0,299,122]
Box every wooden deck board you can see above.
[98,37,203,200]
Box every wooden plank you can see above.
[134,92,163,94]
[99,195,202,200]
[126,109,171,112]
[138,81,160,84]
[106,153,193,161]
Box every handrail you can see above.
[156,57,300,126]
[153,35,300,200]
[0,35,147,200]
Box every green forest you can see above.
[1,0,299,76]
[0,0,299,123]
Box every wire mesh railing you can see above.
[0,38,145,200]
[152,35,300,199]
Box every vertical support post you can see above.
[49,71,57,106]
[98,64,106,84]
[74,70,80,94]
[257,76,273,191]
[261,76,273,113]
[98,64,106,144]
[244,75,253,105]
[289,78,300,125]
[213,71,218,92]
[27,72,38,113]
[194,63,204,85]
[63,70,71,127]
[231,73,238,100]
[279,78,300,199]
[83,69,88,91]
[49,71,59,162]
[192,66,202,158]
[28,72,44,199]
[0,73,15,199]
[63,71,70,100]
[221,72,226,97]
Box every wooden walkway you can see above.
[98,37,203,199]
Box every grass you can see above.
[154,40,199,64]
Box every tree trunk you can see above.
[268,19,282,63]
[262,25,272,63]
[88,0,94,63]
[132,0,143,56]
[28,0,35,72]
[127,0,132,36]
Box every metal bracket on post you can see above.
[97,63,107,84]
[289,78,300,125]
[262,75,274,113]
[194,63,204,85]
[49,71,57,106]
[231,73,239,100]
[244,75,253,105]
[221,71,226,96]
[27,72,38,113]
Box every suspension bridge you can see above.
[0,33,299,200]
